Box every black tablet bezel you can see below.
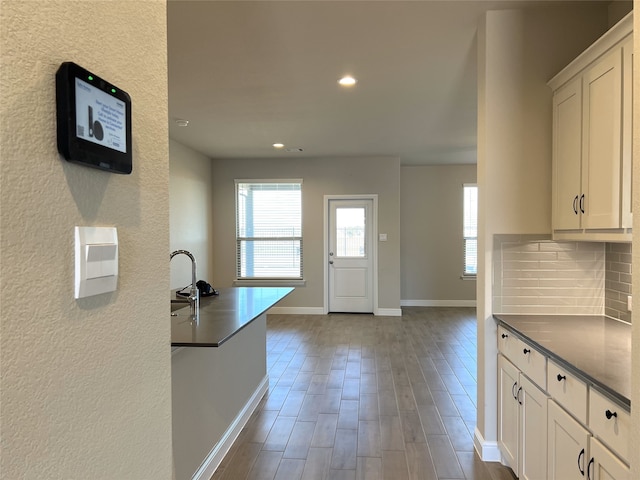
[56,62,132,174]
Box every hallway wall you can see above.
[0,2,172,478]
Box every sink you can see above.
[171,299,190,313]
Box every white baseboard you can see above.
[473,427,502,462]
[268,307,402,316]
[401,299,477,307]
[192,375,269,480]
[267,306,325,315]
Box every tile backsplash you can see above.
[493,235,632,321]
[605,242,632,323]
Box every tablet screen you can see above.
[75,78,127,154]
[56,62,132,174]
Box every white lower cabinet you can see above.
[519,375,548,480]
[588,437,630,480]
[498,355,520,471]
[498,330,630,480]
[498,355,548,480]
[547,401,630,480]
[548,400,589,480]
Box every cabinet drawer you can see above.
[497,327,546,389]
[514,340,546,389]
[497,326,519,360]
[546,361,587,424]
[589,388,630,463]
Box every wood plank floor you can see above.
[211,307,516,480]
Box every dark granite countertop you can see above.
[494,314,631,410]
[171,287,294,347]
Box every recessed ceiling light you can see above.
[338,75,357,87]
[175,119,189,127]
[273,143,285,149]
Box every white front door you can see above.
[328,198,374,313]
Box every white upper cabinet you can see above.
[552,77,582,230]
[549,13,632,241]
[581,47,622,229]
[621,35,633,228]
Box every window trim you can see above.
[235,179,303,284]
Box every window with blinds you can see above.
[236,180,303,280]
[463,184,478,276]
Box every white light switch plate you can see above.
[75,226,118,299]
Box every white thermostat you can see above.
[75,226,118,299]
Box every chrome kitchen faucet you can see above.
[170,250,199,318]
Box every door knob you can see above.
[329,260,334,264]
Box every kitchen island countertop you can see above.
[494,314,631,409]
[171,286,294,347]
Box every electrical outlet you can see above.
[627,295,632,312]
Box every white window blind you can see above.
[236,181,302,279]
[463,184,478,276]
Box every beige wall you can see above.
[210,156,401,312]
[400,165,476,304]
[631,4,639,479]
[172,316,267,480]
[169,139,214,289]
[0,2,172,479]
[476,5,608,455]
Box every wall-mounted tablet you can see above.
[56,62,132,174]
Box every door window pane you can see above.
[336,207,366,257]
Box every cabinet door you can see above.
[519,375,548,480]
[588,437,630,480]
[553,77,583,230]
[581,48,622,229]
[548,400,590,480]
[498,355,519,472]
[621,35,632,228]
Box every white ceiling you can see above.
[167,0,610,165]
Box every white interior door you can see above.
[328,198,374,313]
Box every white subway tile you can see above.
[493,236,609,315]
[539,242,578,252]
[502,251,558,262]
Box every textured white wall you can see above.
[0,2,172,479]
[400,164,477,304]
[169,139,213,290]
